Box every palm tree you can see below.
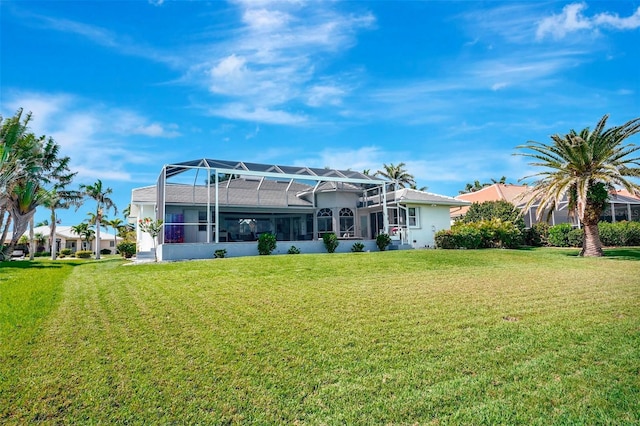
[80,179,117,259]
[375,163,416,189]
[516,114,640,257]
[71,223,95,251]
[42,186,83,260]
[106,218,124,253]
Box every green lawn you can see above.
[1,248,639,424]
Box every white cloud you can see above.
[491,82,509,91]
[1,91,179,183]
[208,103,307,125]
[536,3,640,40]
[594,6,640,30]
[242,8,291,30]
[306,84,346,107]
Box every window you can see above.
[408,207,419,227]
[339,208,354,237]
[317,208,333,234]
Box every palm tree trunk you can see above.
[29,217,35,261]
[580,202,604,257]
[95,218,101,259]
[50,207,57,260]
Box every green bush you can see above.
[257,233,277,255]
[322,233,339,253]
[33,251,51,257]
[376,233,392,251]
[75,250,93,259]
[100,248,112,255]
[117,241,136,258]
[435,219,521,249]
[525,222,550,247]
[60,248,73,256]
[351,242,365,252]
[548,223,574,247]
[214,249,227,258]
[598,221,640,246]
[567,228,584,247]
[287,246,301,254]
[460,200,526,232]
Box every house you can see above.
[129,158,470,261]
[3,225,122,254]
[452,183,640,226]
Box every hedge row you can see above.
[438,220,640,249]
[435,219,522,249]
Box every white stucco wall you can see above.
[404,204,452,248]
[136,204,157,252]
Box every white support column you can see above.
[207,164,211,243]
[382,183,389,234]
[610,202,616,223]
[214,170,219,243]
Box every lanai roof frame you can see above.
[157,158,391,244]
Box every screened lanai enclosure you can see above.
[154,159,391,245]
[131,159,467,260]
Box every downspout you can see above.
[610,202,616,223]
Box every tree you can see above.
[516,114,640,257]
[0,109,74,258]
[138,217,163,262]
[459,177,510,194]
[42,186,84,260]
[71,223,95,251]
[106,218,124,254]
[375,163,416,189]
[80,180,117,259]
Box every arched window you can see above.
[339,208,354,237]
[317,208,333,235]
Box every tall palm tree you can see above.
[106,218,124,253]
[375,163,416,189]
[42,186,84,260]
[80,179,117,259]
[516,114,640,257]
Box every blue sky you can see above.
[1,0,639,226]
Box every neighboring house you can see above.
[3,225,122,254]
[452,183,640,227]
[129,158,470,261]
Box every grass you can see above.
[1,248,639,424]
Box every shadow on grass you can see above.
[0,259,94,270]
[555,247,640,260]
[603,247,640,261]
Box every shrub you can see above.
[117,241,136,258]
[322,233,339,253]
[75,250,93,259]
[214,249,227,258]
[33,251,51,257]
[435,219,521,249]
[525,222,550,247]
[376,233,392,251]
[567,228,584,247]
[548,223,574,247]
[460,200,526,232]
[100,248,112,255]
[257,233,277,255]
[598,221,640,246]
[351,242,365,252]
[60,248,73,256]
[435,230,457,249]
[287,246,301,254]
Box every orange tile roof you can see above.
[451,184,531,218]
